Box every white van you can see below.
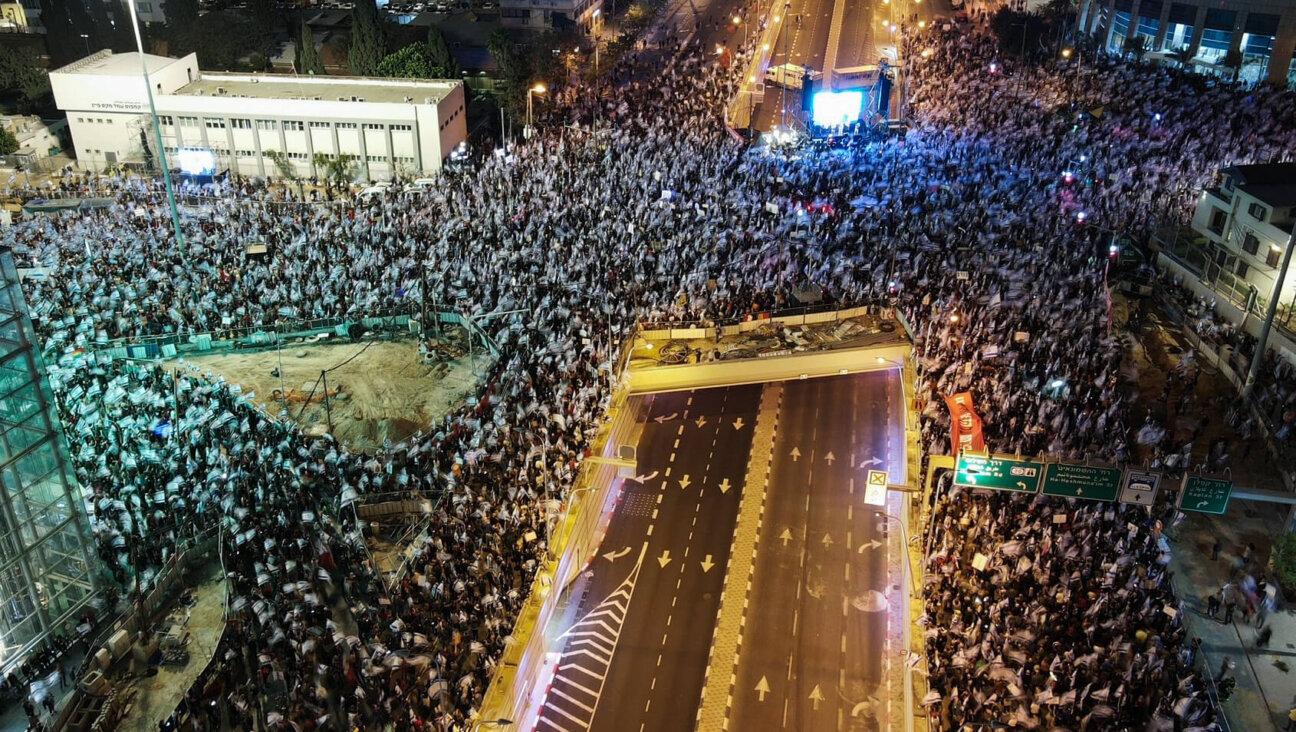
[764,63,822,90]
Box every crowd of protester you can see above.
[5,4,1296,730]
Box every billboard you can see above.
[811,90,863,127]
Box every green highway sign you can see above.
[954,454,1043,493]
[1180,476,1233,515]
[1041,463,1122,501]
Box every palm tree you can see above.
[1220,49,1243,83]
[1172,46,1193,69]
[1122,34,1148,61]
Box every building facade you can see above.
[15,0,166,30]
[0,248,97,672]
[1077,0,1296,87]
[499,0,600,33]
[49,51,469,181]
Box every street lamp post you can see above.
[126,0,184,255]
[781,1,792,129]
[525,83,547,139]
[733,15,748,47]
[79,33,91,57]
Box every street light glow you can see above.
[733,15,741,24]
[532,83,548,93]
[1061,48,1072,59]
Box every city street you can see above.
[749,0,836,131]
[536,385,761,732]
[729,371,904,732]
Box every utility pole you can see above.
[1243,227,1296,398]
[127,0,185,255]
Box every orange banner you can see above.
[944,391,986,454]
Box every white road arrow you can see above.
[718,478,732,494]
[821,533,834,548]
[779,528,792,546]
[825,451,836,465]
[679,474,692,490]
[654,412,678,424]
[755,676,770,702]
[859,457,883,468]
[602,546,632,562]
[632,470,660,483]
[790,447,802,462]
[700,555,715,573]
[809,685,824,710]
[732,417,745,430]
[857,539,882,553]
[657,550,672,568]
[695,416,708,428]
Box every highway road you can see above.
[729,371,904,732]
[750,0,836,131]
[536,384,761,732]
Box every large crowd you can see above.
[4,4,1296,731]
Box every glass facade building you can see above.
[0,248,95,670]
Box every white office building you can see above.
[49,51,469,181]
[499,0,601,33]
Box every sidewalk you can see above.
[1169,504,1292,731]
[1119,292,1296,730]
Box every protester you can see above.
[5,5,1290,730]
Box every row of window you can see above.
[161,147,416,165]
[158,117,415,133]
[75,118,115,125]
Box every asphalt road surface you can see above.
[536,384,761,732]
[729,371,904,732]
[750,0,836,132]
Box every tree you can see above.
[298,23,327,75]
[1122,34,1148,61]
[377,43,443,78]
[1172,46,1194,69]
[0,48,53,114]
[1220,49,1244,83]
[0,126,18,156]
[264,149,305,198]
[313,153,358,197]
[426,26,459,78]
[349,0,388,76]
[166,0,200,29]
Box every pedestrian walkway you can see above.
[1169,504,1291,731]
[1123,294,1296,731]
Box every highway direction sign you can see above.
[1119,469,1161,506]
[954,454,1042,493]
[1041,463,1122,501]
[1179,475,1232,515]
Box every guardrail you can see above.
[53,306,502,364]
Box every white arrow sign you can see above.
[732,417,745,430]
[790,447,802,462]
[779,528,793,546]
[654,412,678,424]
[718,478,732,494]
[632,470,660,483]
[825,451,836,465]
[857,539,882,553]
[859,457,883,468]
[657,550,672,568]
[695,416,708,428]
[755,676,770,702]
[821,533,834,548]
[700,555,715,573]
[602,546,632,562]
[809,685,824,710]
[679,474,692,490]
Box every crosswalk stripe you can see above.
[550,687,596,713]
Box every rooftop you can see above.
[1223,163,1296,208]
[50,50,187,78]
[174,72,460,105]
